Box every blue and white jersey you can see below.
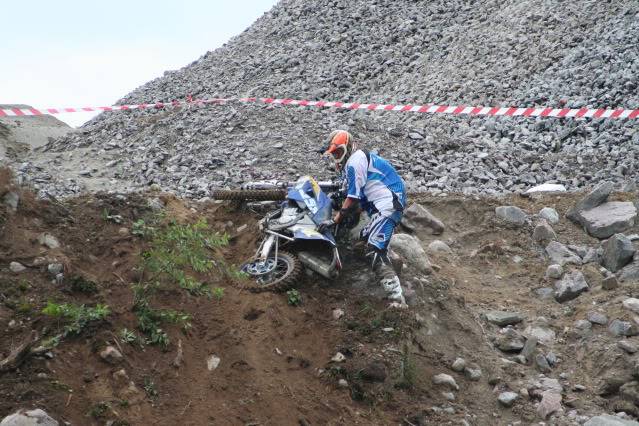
[344,150,406,217]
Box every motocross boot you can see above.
[369,251,406,305]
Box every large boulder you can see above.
[603,234,636,272]
[401,204,444,235]
[545,241,581,266]
[567,182,614,223]
[554,271,589,303]
[580,202,637,239]
[619,257,639,283]
[495,206,528,227]
[584,415,639,426]
[0,409,58,426]
[389,233,432,275]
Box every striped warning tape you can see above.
[1,97,637,120]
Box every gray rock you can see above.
[618,340,639,354]
[580,202,637,239]
[432,373,459,390]
[609,319,639,337]
[37,233,60,249]
[603,234,635,272]
[546,264,564,279]
[575,319,592,330]
[427,240,452,254]
[567,182,614,223]
[584,415,639,426]
[390,233,432,274]
[47,263,64,277]
[497,391,519,407]
[521,336,538,362]
[623,298,639,314]
[9,262,26,273]
[496,327,526,352]
[537,390,563,419]
[539,207,560,224]
[545,241,581,266]
[495,206,528,227]
[483,310,524,327]
[147,197,165,211]
[587,311,608,325]
[464,364,482,381]
[535,287,555,300]
[535,353,552,373]
[524,321,557,345]
[0,409,58,426]
[602,275,619,290]
[533,220,557,244]
[554,270,589,303]
[3,192,19,212]
[545,352,557,366]
[451,358,466,372]
[100,346,123,364]
[401,204,444,235]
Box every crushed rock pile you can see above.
[11,0,639,198]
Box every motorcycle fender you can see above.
[259,234,276,260]
[291,227,336,246]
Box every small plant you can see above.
[143,376,158,398]
[89,402,109,419]
[42,302,110,336]
[118,399,130,408]
[119,328,138,344]
[212,287,224,300]
[69,275,98,294]
[102,208,123,224]
[17,279,30,292]
[396,343,416,390]
[17,299,34,314]
[287,289,302,306]
[132,219,154,238]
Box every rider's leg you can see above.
[360,213,405,303]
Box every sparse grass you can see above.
[395,343,416,390]
[69,275,98,294]
[42,302,110,336]
[287,289,302,306]
[143,376,158,399]
[131,218,234,347]
[88,402,109,419]
[212,287,224,300]
[119,328,138,344]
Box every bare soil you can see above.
[1,179,638,425]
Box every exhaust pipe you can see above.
[298,250,339,279]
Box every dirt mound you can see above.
[0,178,500,425]
[3,170,639,424]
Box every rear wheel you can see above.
[211,189,286,201]
[240,251,301,292]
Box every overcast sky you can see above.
[1,1,279,127]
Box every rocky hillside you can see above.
[11,0,639,198]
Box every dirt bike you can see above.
[213,177,348,292]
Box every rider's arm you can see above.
[334,197,359,224]
[335,152,367,223]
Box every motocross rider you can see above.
[319,130,407,305]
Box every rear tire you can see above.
[211,189,286,201]
[240,251,301,292]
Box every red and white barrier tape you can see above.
[1,97,638,120]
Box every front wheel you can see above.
[240,251,301,292]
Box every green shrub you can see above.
[42,302,110,336]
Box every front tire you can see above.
[240,251,301,292]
